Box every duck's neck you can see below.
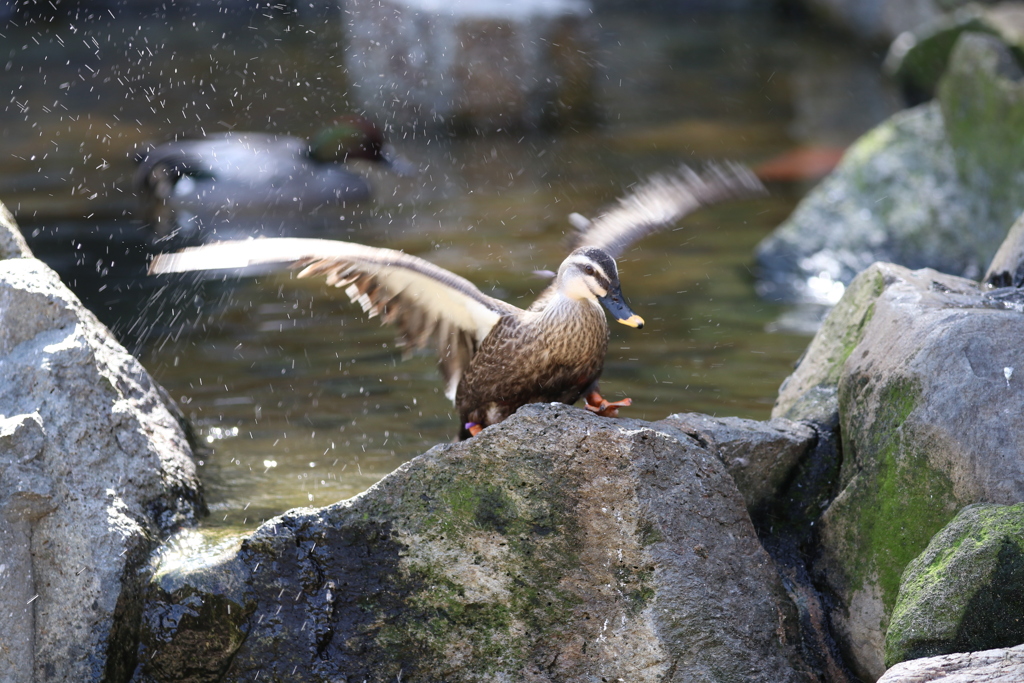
[540,291,605,327]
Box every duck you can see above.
[149,162,764,439]
[133,117,413,240]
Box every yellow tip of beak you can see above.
[617,314,645,329]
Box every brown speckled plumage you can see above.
[456,297,609,439]
[149,162,764,438]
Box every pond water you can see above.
[2,6,900,530]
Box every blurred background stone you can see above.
[345,0,598,133]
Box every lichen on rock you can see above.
[134,404,816,682]
[886,503,1024,668]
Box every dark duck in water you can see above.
[149,163,764,439]
[133,117,412,241]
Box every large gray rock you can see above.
[757,30,1024,304]
[755,102,981,304]
[939,31,1024,233]
[878,643,1024,682]
[657,413,816,513]
[773,261,1024,681]
[345,0,596,132]
[885,503,1024,668]
[133,404,816,682]
[884,3,1024,97]
[0,215,202,682]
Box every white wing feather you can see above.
[150,238,519,400]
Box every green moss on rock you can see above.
[835,377,958,617]
[939,32,1024,232]
[886,503,1024,667]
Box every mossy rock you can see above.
[771,261,1024,681]
[754,102,990,304]
[134,404,814,682]
[885,4,1024,97]
[886,503,1024,668]
[939,31,1024,232]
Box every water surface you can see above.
[1,8,900,529]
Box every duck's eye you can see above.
[584,265,595,276]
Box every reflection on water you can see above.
[2,8,900,529]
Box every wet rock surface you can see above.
[0,209,203,682]
[773,261,1024,681]
[134,404,816,683]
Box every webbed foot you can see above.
[584,391,632,418]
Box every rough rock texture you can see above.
[345,0,596,132]
[886,503,1024,668]
[0,213,203,682]
[878,643,1024,683]
[133,403,816,682]
[657,412,816,513]
[757,29,1024,304]
[773,261,1024,681]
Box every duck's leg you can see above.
[584,389,632,417]
[464,422,484,437]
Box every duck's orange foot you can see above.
[464,422,484,437]
[584,391,633,418]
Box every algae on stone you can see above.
[772,261,1024,681]
[757,26,1024,304]
[939,31,1024,233]
[133,405,814,682]
[886,503,1024,668]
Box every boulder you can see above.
[878,643,1024,682]
[772,260,1024,681]
[757,30,1024,304]
[885,503,1024,668]
[344,0,597,133]
[0,210,203,682]
[657,412,816,514]
[133,403,816,682]
[754,102,981,304]
[884,3,1024,98]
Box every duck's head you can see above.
[308,117,416,175]
[556,247,644,329]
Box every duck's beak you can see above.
[599,285,644,329]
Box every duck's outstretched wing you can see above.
[149,237,519,401]
[528,162,765,312]
[569,161,765,257]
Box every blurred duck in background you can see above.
[133,116,414,244]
